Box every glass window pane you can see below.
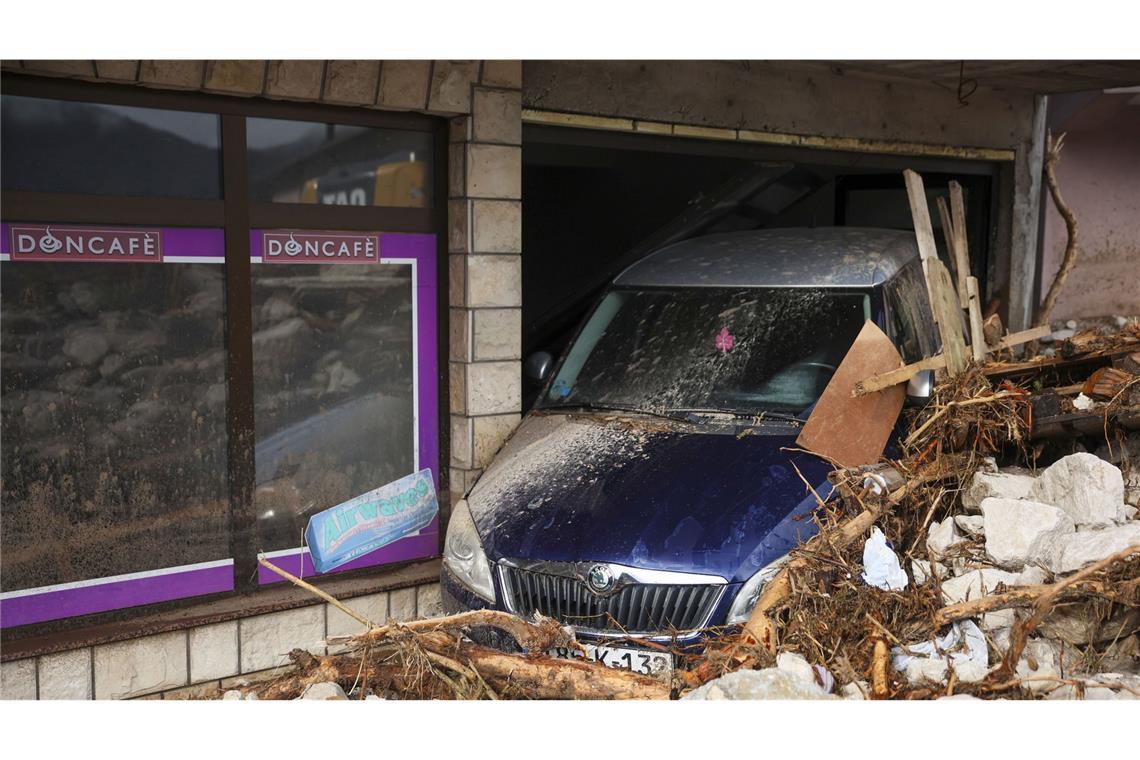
[0,95,221,199]
[1,252,230,593]
[247,118,432,208]
[251,257,416,554]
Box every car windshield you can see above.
[539,287,871,416]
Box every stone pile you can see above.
[895,452,1139,699]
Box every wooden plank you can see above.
[949,181,971,308]
[992,324,1051,351]
[966,276,986,362]
[853,322,1051,397]
[924,256,969,375]
[903,169,939,261]
[853,354,947,396]
[935,196,960,300]
[797,321,906,468]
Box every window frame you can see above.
[0,73,449,639]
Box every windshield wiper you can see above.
[667,408,806,426]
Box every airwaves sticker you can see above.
[304,469,438,574]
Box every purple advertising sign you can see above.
[262,230,379,264]
[7,224,163,263]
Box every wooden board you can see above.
[924,256,969,375]
[903,169,939,262]
[797,321,906,468]
[949,181,972,308]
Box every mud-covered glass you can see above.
[542,287,872,414]
[0,259,230,591]
[0,95,221,198]
[251,260,416,552]
[247,118,433,207]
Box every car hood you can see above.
[466,412,832,582]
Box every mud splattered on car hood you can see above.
[466,412,832,581]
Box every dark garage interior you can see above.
[521,124,1002,406]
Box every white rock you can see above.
[904,658,948,685]
[1045,673,1140,700]
[1072,393,1095,411]
[1065,320,1078,330]
[979,498,1074,569]
[301,682,348,700]
[954,515,986,538]
[839,681,868,700]
[682,668,835,700]
[1125,472,1140,508]
[776,652,817,685]
[911,559,940,585]
[1051,328,1075,342]
[1050,523,1140,573]
[1015,639,1061,693]
[1029,453,1127,528]
[928,518,965,556]
[953,661,989,683]
[222,690,244,700]
[963,470,1036,512]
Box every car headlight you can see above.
[725,555,790,625]
[443,499,495,602]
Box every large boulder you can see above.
[963,470,1036,512]
[682,668,835,700]
[1050,522,1140,573]
[979,497,1075,569]
[1029,453,1128,528]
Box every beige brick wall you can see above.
[0,581,443,700]
[447,75,524,495]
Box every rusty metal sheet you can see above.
[796,321,906,468]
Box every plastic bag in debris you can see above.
[891,620,988,675]
[861,527,908,590]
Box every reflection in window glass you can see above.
[252,262,415,552]
[0,95,221,198]
[247,118,432,208]
[0,261,230,590]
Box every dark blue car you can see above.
[441,228,937,676]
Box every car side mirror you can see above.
[524,351,554,386]
[905,369,935,407]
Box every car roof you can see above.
[613,227,921,289]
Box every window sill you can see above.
[0,558,441,662]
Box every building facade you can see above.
[1,59,1136,699]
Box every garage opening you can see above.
[522,124,1002,406]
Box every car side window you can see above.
[885,260,938,363]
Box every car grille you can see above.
[499,565,723,635]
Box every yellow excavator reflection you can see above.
[300,160,427,208]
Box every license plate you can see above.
[548,643,673,678]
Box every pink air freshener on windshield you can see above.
[715,326,735,353]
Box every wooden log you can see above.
[933,576,1140,628]
[966,276,986,363]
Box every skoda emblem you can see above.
[587,563,615,593]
